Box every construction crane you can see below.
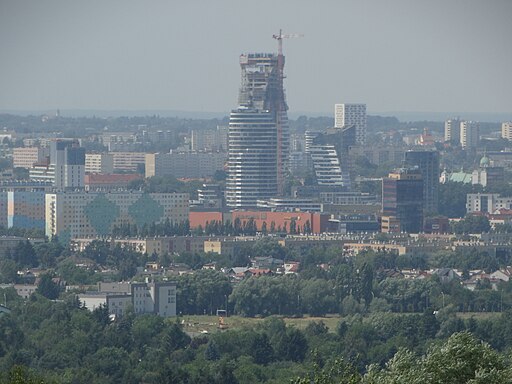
[272,29,303,56]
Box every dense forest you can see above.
[2,292,512,383]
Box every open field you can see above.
[178,315,342,335]
[177,312,503,336]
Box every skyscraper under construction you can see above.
[226,51,289,208]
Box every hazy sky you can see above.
[1,0,511,116]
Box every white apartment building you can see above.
[444,118,461,143]
[79,281,177,318]
[334,103,367,145]
[45,191,189,240]
[502,122,512,141]
[308,144,345,186]
[460,121,479,149]
[85,153,114,174]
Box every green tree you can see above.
[250,333,273,365]
[36,273,61,300]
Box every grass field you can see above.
[178,314,342,335]
[177,312,502,336]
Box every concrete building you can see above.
[45,191,189,241]
[50,140,85,189]
[145,151,227,178]
[472,155,504,188]
[467,193,512,214]
[13,147,49,169]
[188,210,330,234]
[460,121,479,149]
[256,197,323,212]
[111,152,146,173]
[226,52,289,208]
[79,280,177,318]
[382,168,424,233]
[334,103,366,145]
[72,236,206,256]
[501,122,512,141]
[404,150,440,214]
[84,173,143,192]
[308,144,345,187]
[444,118,461,143]
[85,153,114,174]
[0,181,51,229]
[191,126,228,151]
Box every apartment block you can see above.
[45,191,189,241]
[145,151,226,178]
[111,152,146,173]
[85,153,114,174]
[13,147,49,169]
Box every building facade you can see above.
[404,150,440,214]
[85,153,114,174]
[467,193,512,214]
[444,118,461,143]
[226,52,289,208]
[50,140,85,189]
[145,151,227,179]
[382,168,424,233]
[334,103,367,145]
[79,281,177,318]
[460,121,479,149]
[111,152,146,173]
[13,147,49,169]
[501,122,512,141]
[45,191,189,241]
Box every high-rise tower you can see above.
[334,104,366,145]
[404,150,440,215]
[226,52,289,208]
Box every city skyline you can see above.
[1,0,511,118]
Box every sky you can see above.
[0,0,511,118]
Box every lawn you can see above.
[177,314,342,335]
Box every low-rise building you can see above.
[78,280,177,317]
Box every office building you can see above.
[404,150,440,214]
[382,168,424,233]
[45,191,189,241]
[460,121,479,149]
[502,122,512,141]
[444,118,460,143]
[226,52,289,208]
[334,104,366,145]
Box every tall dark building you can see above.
[404,150,439,214]
[382,167,423,233]
[226,52,289,208]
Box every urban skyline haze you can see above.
[1,0,511,119]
